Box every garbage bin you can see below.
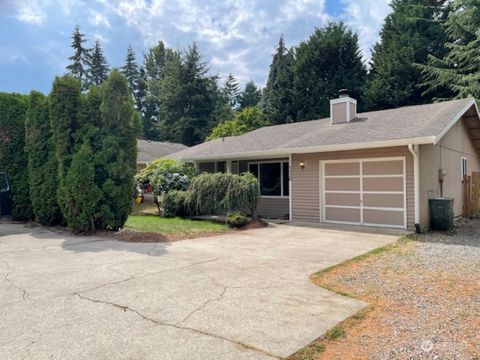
[429,197,454,231]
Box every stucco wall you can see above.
[419,117,480,226]
[291,146,415,230]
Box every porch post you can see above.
[226,160,232,173]
[289,154,292,221]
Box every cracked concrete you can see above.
[0,222,402,359]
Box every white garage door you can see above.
[321,157,406,229]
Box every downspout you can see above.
[408,144,421,233]
[289,154,292,222]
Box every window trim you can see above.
[461,156,468,179]
[248,160,290,198]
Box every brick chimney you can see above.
[330,89,357,124]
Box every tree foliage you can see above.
[223,73,240,108]
[261,35,296,124]
[294,22,367,120]
[66,25,90,88]
[86,39,110,88]
[419,0,480,99]
[239,80,262,109]
[0,93,32,220]
[365,0,450,110]
[206,106,270,141]
[25,91,61,225]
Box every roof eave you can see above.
[179,136,436,162]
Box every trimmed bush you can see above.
[163,190,191,218]
[188,172,259,215]
[226,212,249,228]
[0,92,32,220]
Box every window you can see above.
[461,157,468,179]
[216,161,226,173]
[248,161,289,197]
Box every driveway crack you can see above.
[75,293,280,359]
[2,260,29,300]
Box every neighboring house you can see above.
[137,140,188,172]
[169,93,480,231]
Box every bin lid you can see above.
[429,197,454,201]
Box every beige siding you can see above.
[256,197,289,219]
[292,146,415,230]
[331,103,346,124]
[419,117,480,227]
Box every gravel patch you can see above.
[296,219,480,360]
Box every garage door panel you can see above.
[363,193,404,208]
[324,162,360,176]
[363,177,403,192]
[363,209,404,226]
[325,178,360,191]
[363,160,403,175]
[325,193,361,207]
[325,207,360,223]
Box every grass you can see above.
[124,215,228,235]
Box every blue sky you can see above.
[0,0,392,94]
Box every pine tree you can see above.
[25,91,61,225]
[144,41,167,81]
[121,46,139,99]
[66,25,90,87]
[239,80,262,109]
[223,73,240,108]
[419,0,480,99]
[365,0,449,110]
[86,39,110,88]
[294,22,367,120]
[261,36,296,124]
[95,69,138,230]
[0,93,32,220]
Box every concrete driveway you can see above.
[0,222,400,359]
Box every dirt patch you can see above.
[240,217,269,230]
[289,219,480,360]
[101,229,232,243]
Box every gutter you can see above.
[408,144,421,233]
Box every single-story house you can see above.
[169,93,480,231]
[137,140,188,172]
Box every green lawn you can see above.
[124,215,228,235]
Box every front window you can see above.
[248,161,289,197]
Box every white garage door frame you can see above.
[319,156,407,229]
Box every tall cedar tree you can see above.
[121,46,139,102]
[49,75,82,218]
[95,70,138,230]
[25,91,62,225]
[86,39,110,88]
[63,143,101,232]
[0,93,32,220]
[419,0,480,99]
[223,73,240,108]
[365,0,449,110]
[239,80,262,109]
[261,36,296,124]
[294,22,367,120]
[158,44,216,145]
[66,25,90,89]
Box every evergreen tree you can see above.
[294,22,367,120]
[223,73,240,108]
[95,69,138,230]
[121,45,139,99]
[419,0,480,99]
[63,143,101,232]
[66,25,90,87]
[239,80,262,109]
[261,36,296,124]
[0,93,32,220]
[25,91,61,225]
[86,39,110,87]
[365,0,450,110]
[144,41,167,81]
[49,75,82,218]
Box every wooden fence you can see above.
[463,172,480,217]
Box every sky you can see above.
[0,0,392,94]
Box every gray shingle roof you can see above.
[169,98,476,161]
[137,140,188,163]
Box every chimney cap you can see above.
[338,89,349,98]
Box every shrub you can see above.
[188,172,259,215]
[0,92,33,220]
[226,212,249,228]
[163,190,191,218]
